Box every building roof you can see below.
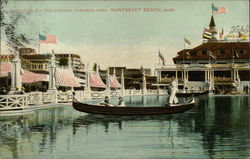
[209,15,216,27]
[173,42,250,62]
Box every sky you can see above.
[0,0,249,70]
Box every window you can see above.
[234,62,246,64]
[199,62,209,64]
[201,50,207,55]
[219,50,226,55]
[180,62,191,64]
[191,51,197,56]
[216,62,227,64]
[239,49,245,55]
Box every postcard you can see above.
[0,0,249,159]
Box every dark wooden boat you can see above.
[176,90,209,97]
[72,98,195,115]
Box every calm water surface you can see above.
[0,95,250,159]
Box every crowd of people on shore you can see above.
[0,87,25,95]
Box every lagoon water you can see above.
[0,95,250,159]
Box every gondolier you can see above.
[168,76,179,105]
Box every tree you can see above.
[93,63,98,72]
[58,57,68,66]
[1,0,31,54]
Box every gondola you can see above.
[176,90,209,97]
[72,98,195,115]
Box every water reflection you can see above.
[0,96,250,159]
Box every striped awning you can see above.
[55,67,80,87]
[0,62,11,77]
[22,70,47,83]
[0,62,47,83]
[110,75,121,89]
[90,72,106,88]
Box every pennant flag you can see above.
[219,28,224,39]
[203,28,212,39]
[238,32,247,40]
[39,34,57,44]
[185,52,191,59]
[212,4,226,14]
[158,51,166,65]
[204,28,212,33]
[208,51,216,60]
[184,38,191,45]
[203,33,212,39]
[238,32,242,38]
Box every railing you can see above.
[27,92,43,105]
[147,89,158,95]
[42,92,53,103]
[156,63,250,70]
[110,90,121,97]
[91,91,105,99]
[75,91,84,100]
[125,89,142,96]
[214,77,233,83]
[0,89,167,111]
[57,91,72,103]
[0,95,28,110]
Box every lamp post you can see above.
[106,67,111,97]
[47,51,57,104]
[9,54,22,94]
[142,69,147,95]
[121,69,125,97]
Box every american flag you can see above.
[158,51,166,65]
[212,4,226,14]
[39,34,57,44]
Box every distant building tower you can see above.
[209,15,217,41]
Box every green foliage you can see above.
[59,57,68,66]
[93,63,98,71]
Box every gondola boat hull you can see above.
[176,90,209,97]
[72,98,195,115]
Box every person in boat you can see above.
[118,97,125,107]
[100,96,113,106]
[167,76,179,106]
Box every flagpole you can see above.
[209,53,211,65]
[183,37,185,65]
[211,3,213,16]
[158,49,160,65]
[38,43,40,54]
[232,53,234,64]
